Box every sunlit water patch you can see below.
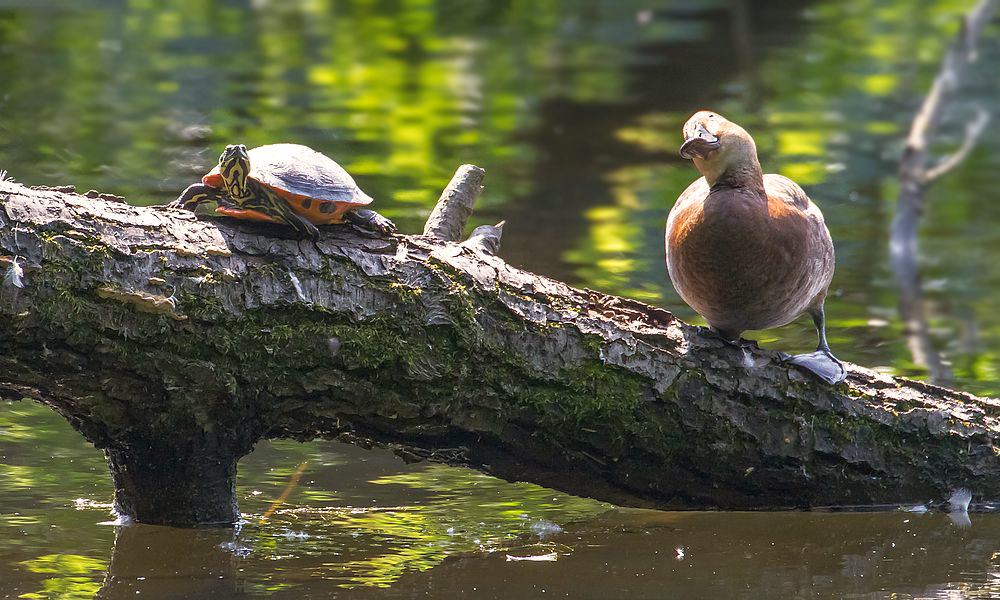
[229,442,610,590]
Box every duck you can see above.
[665,111,846,384]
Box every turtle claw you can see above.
[371,215,397,235]
[169,183,218,212]
[302,221,321,242]
[347,208,396,235]
[164,195,194,210]
[279,212,321,241]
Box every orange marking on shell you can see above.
[270,188,353,225]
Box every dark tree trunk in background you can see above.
[1,179,999,526]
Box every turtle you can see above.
[168,143,396,240]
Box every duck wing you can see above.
[762,173,836,303]
[763,174,816,214]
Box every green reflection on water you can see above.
[0,402,611,592]
[0,402,111,506]
[0,402,114,597]
[232,460,608,589]
[18,554,105,600]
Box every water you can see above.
[5,402,1000,599]
[2,0,1000,597]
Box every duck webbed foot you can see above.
[784,304,847,384]
[785,350,846,385]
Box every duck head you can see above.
[679,111,760,187]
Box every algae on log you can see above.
[1,179,1000,526]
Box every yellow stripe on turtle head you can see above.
[219,144,252,200]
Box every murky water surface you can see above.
[5,402,1000,599]
[2,0,1000,597]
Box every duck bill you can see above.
[679,124,720,160]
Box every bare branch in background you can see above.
[889,0,999,387]
[923,108,990,183]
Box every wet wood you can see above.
[1,177,999,526]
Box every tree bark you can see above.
[1,179,999,526]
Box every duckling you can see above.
[665,111,846,384]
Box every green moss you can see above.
[250,261,284,277]
[580,333,604,354]
[489,358,647,453]
[18,247,662,461]
[178,291,224,319]
[332,315,411,370]
[388,281,422,301]
[32,235,109,276]
[845,386,867,399]
[482,297,525,330]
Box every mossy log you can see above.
[1,178,999,526]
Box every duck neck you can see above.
[697,132,767,197]
[708,159,765,196]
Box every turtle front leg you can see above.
[168,183,219,210]
[344,208,397,235]
[285,212,321,241]
[253,190,321,241]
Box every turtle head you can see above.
[680,111,759,186]
[219,144,251,199]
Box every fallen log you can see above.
[1,175,998,526]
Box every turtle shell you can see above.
[203,143,373,225]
